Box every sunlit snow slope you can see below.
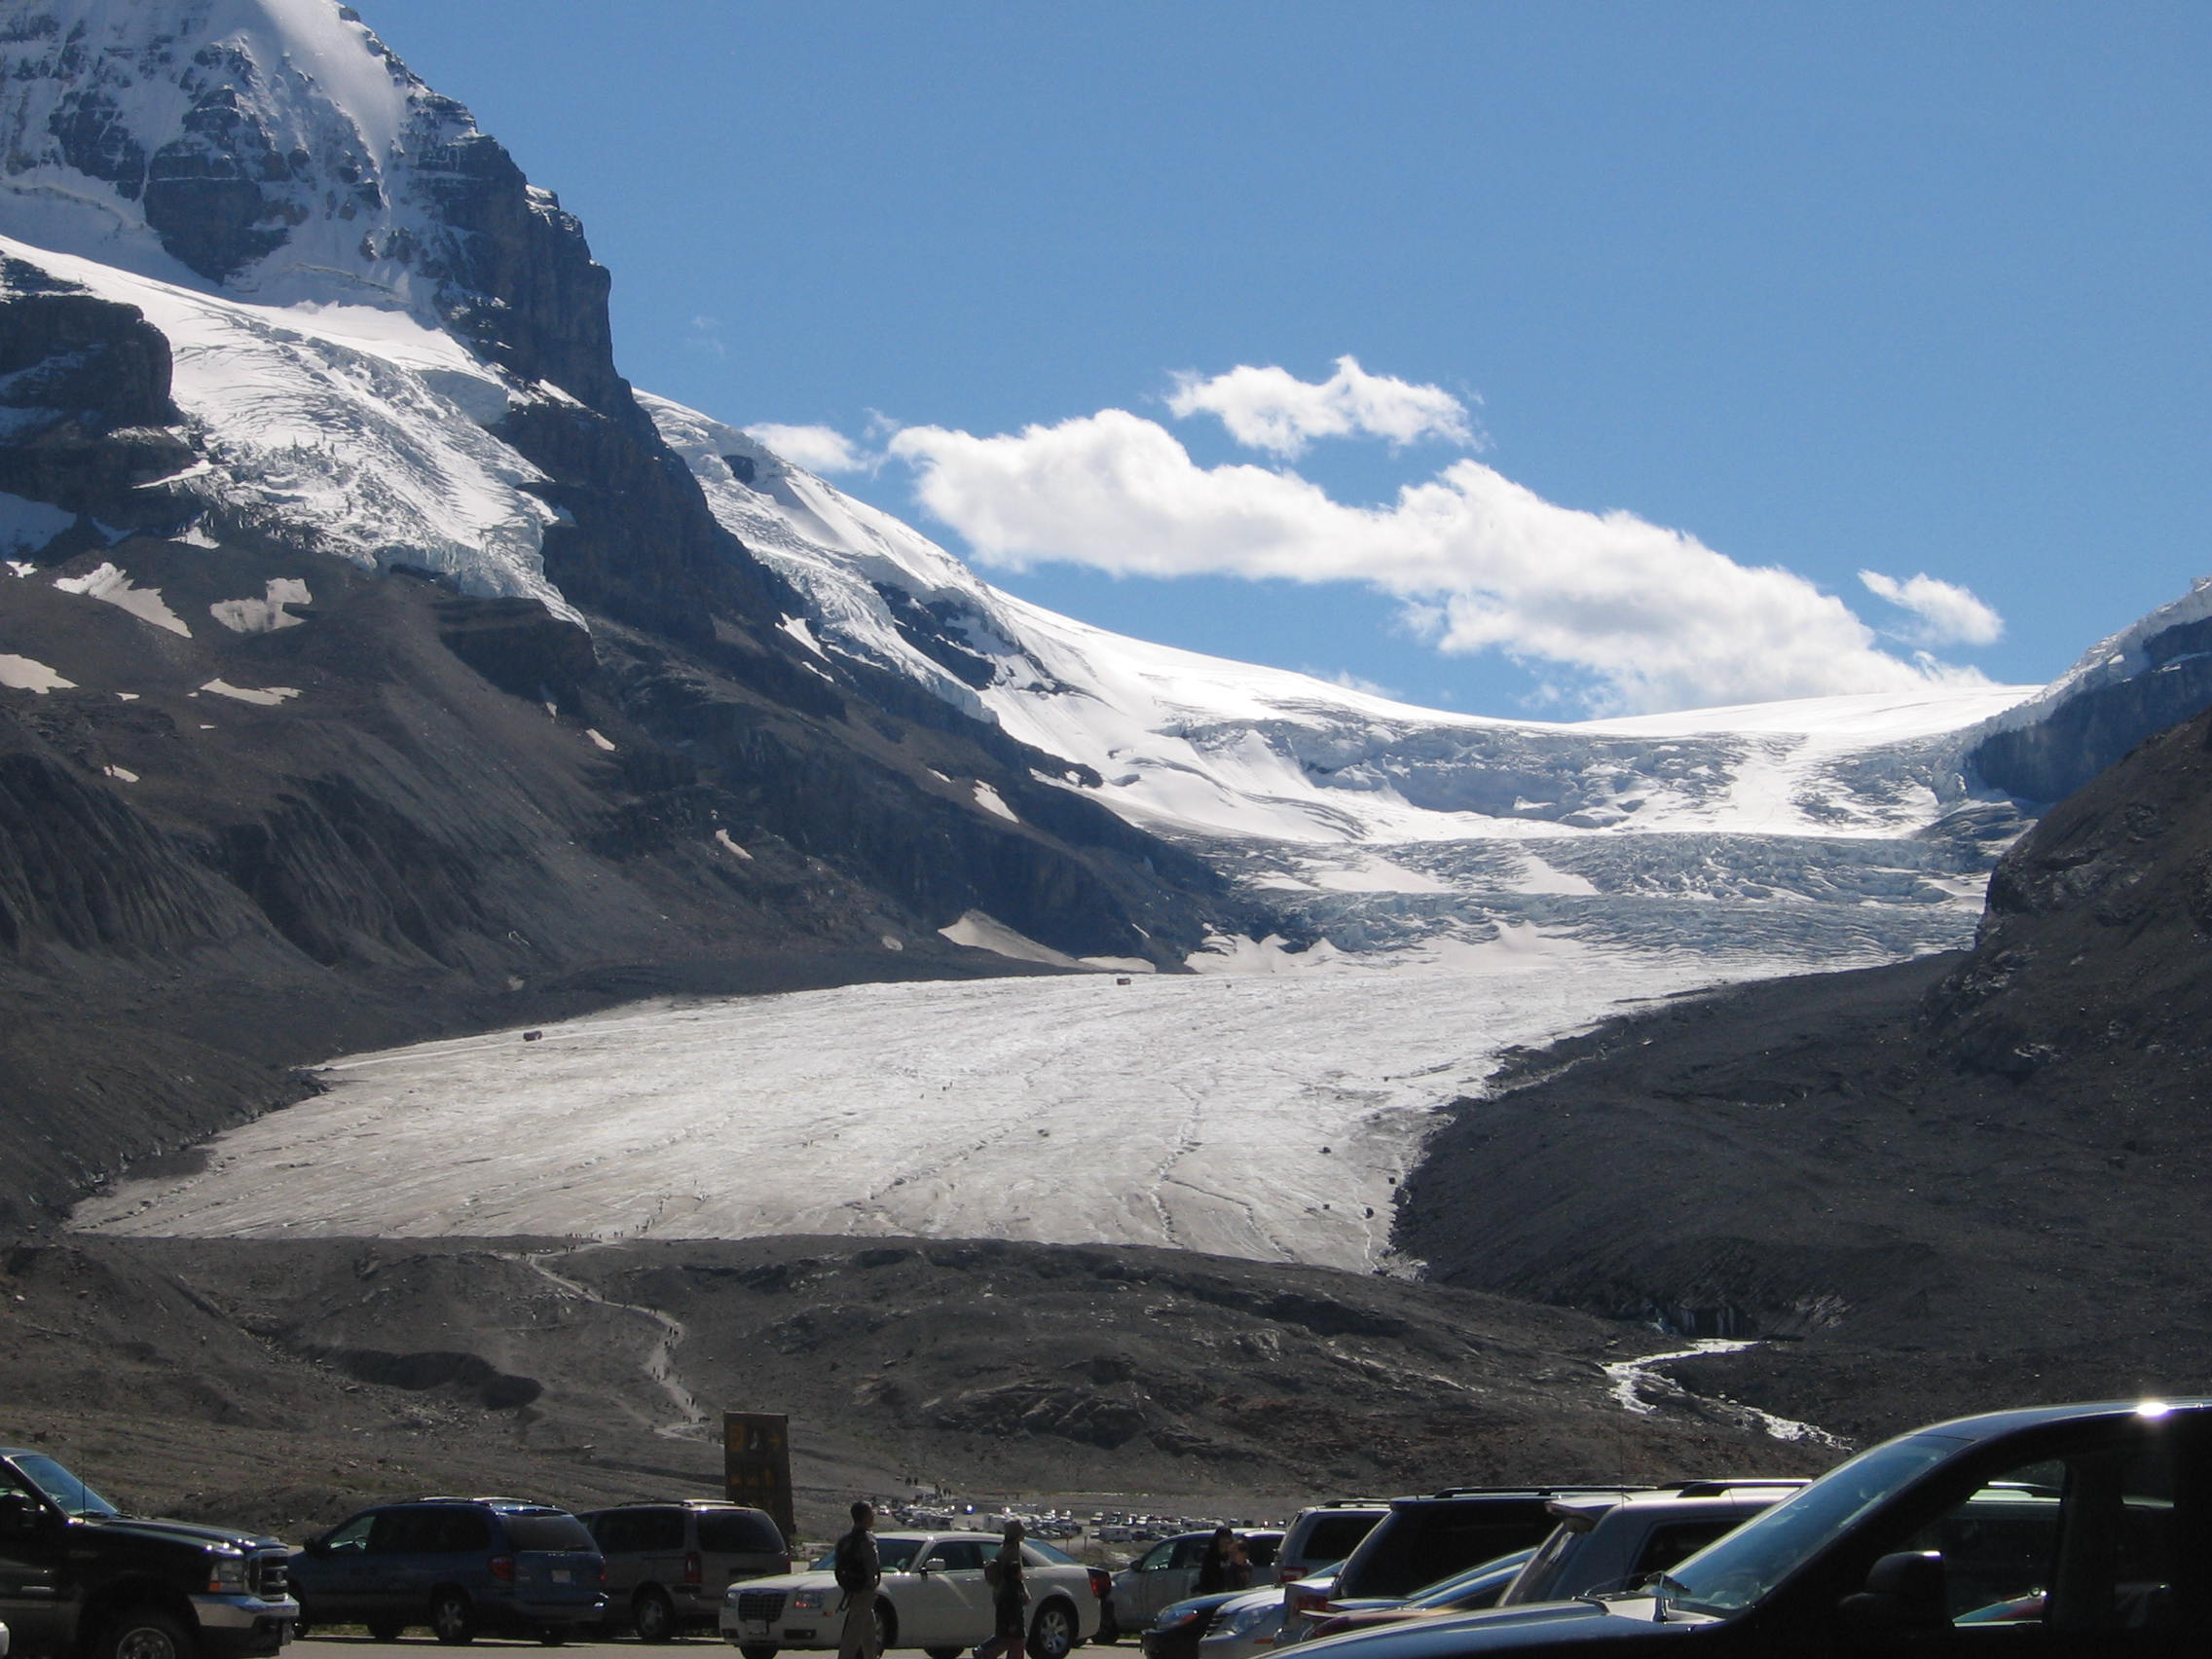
[650,397,2039,965]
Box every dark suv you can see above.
[579,1503,789,1641]
[289,1498,605,1645]
[1329,1489,1654,1604]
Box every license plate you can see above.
[552,1570,571,1583]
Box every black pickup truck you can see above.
[0,1449,296,1659]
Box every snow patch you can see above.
[586,729,617,752]
[713,830,754,861]
[1185,933,1345,974]
[101,764,138,783]
[6,561,36,578]
[201,679,300,706]
[778,615,827,657]
[208,577,311,634]
[972,781,1018,824]
[0,654,75,694]
[938,910,1082,969]
[54,563,190,636]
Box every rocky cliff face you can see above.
[0,2,1265,1230]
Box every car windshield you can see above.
[1662,1436,1964,1617]
[1025,1540,1077,1566]
[810,1537,924,1573]
[11,1455,119,1518]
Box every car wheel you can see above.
[873,1600,897,1654]
[367,1623,405,1643]
[633,1587,678,1644]
[740,1648,780,1659]
[925,1647,967,1659]
[537,1629,568,1647]
[95,1609,196,1659]
[1096,1605,1120,1645]
[1028,1603,1077,1659]
[430,1589,477,1646]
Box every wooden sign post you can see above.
[722,1411,794,1544]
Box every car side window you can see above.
[1631,1521,1736,1580]
[639,1510,685,1552]
[1137,1542,1173,1571]
[436,1510,492,1554]
[929,1541,985,1571]
[366,1512,417,1555]
[1171,1538,1210,1570]
[1902,1443,2177,1631]
[325,1515,375,1556]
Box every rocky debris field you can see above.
[0,1234,1832,1542]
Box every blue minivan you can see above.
[290,1497,607,1644]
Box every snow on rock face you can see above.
[208,575,309,631]
[650,391,2039,963]
[2,235,574,616]
[0,652,75,692]
[53,560,190,634]
[2,0,625,411]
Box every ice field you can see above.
[76,946,1813,1270]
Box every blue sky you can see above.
[364,0,2208,716]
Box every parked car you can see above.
[1141,1593,1258,1659]
[1279,1398,2207,1654]
[719,1530,1100,1659]
[1272,1505,1390,1587]
[580,1502,790,1641]
[1108,1531,1282,1640]
[0,1447,296,1659]
[1328,1489,1652,1604]
[1493,1482,1802,1609]
[289,1497,606,1644]
[1289,1552,1536,1644]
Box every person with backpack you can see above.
[977,1519,1029,1659]
[832,1500,881,1659]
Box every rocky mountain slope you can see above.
[0,0,1260,1229]
[1398,698,2212,1444]
[0,1234,1829,1540]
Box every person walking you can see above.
[833,1500,882,1659]
[977,1520,1029,1659]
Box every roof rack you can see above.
[1669,1480,1811,1498]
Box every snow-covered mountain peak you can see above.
[1,0,619,407]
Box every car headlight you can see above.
[792,1590,830,1612]
[205,1550,249,1594]
[1154,1604,1205,1631]
[1207,1605,1277,1640]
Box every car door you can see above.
[301,1511,381,1623]
[1817,1417,2207,1658]
[0,1472,70,1654]
[909,1538,990,1645]
[1124,1539,1187,1628]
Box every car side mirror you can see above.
[1839,1551,1948,1630]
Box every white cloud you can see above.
[745,423,871,475]
[1166,355,1477,457]
[1859,570,2004,646]
[889,406,1991,715]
